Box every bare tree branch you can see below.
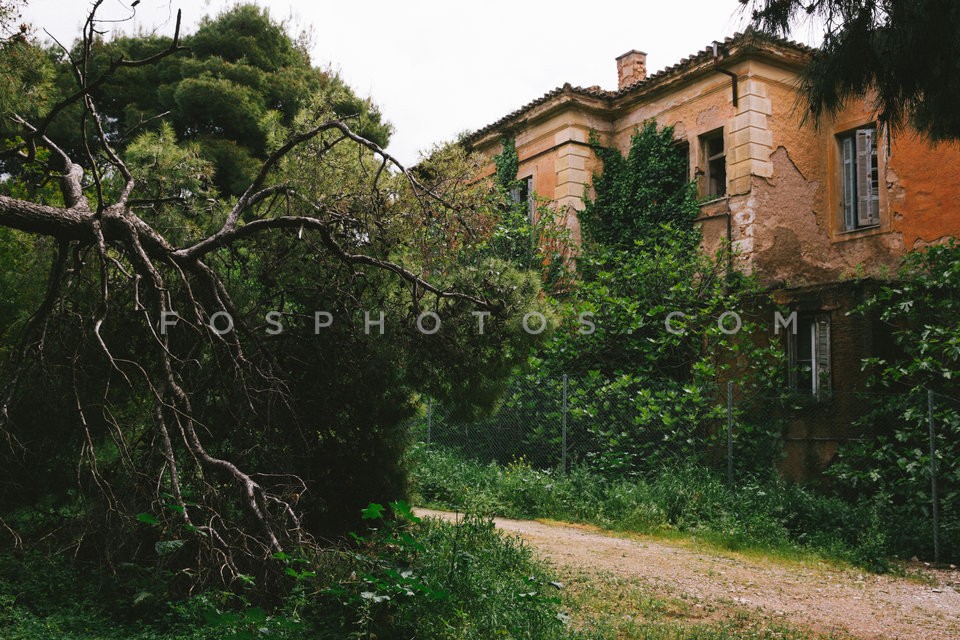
[0,1,513,585]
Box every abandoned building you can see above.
[463,31,960,477]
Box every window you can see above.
[787,313,831,395]
[700,129,726,198]
[839,127,880,230]
[509,175,534,221]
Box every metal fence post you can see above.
[928,389,941,565]
[562,374,568,473]
[426,398,432,444]
[726,381,734,487]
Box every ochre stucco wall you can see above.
[474,57,960,291]
[888,131,960,250]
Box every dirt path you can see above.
[416,508,960,640]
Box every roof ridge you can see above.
[463,30,812,146]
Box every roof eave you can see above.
[465,85,612,152]
[462,32,813,149]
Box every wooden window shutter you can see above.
[842,136,856,230]
[814,314,831,395]
[787,326,798,389]
[526,176,535,223]
[856,129,880,227]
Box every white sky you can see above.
[19,0,823,166]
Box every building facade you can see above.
[464,32,960,476]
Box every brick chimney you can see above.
[616,50,647,89]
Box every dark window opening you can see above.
[509,175,534,222]
[700,129,726,198]
[787,313,831,396]
[673,140,690,183]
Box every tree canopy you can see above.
[0,0,18,32]
[0,3,544,585]
[742,0,960,141]
[1,4,392,198]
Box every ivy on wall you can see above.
[580,121,698,250]
[493,136,520,192]
[488,136,572,294]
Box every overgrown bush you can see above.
[578,122,697,250]
[311,501,570,639]
[827,242,960,561]
[409,445,893,571]
[0,500,575,640]
[518,121,783,479]
[487,136,574,294]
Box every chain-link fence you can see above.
[411,377,735,477]
[409,377,960,564]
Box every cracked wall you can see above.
[717,72,960,289]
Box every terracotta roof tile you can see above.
[463,83,613,145]
[463,30,813,146]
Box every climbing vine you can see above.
[488,136,572,294]
[580,121,699,250]
[493,136,520,191]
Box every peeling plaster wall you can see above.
[725,68,960,289]
[473,55,960,286]
[748,147,903,286]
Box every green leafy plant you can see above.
[316,500,571,639]
[579,121,698,250]
[409,445,894,571]
[828,241,960,561]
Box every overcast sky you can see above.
[19,0,822,166]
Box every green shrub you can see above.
[0,551,308,640]
[0,501,577,640]
[827,242,960,562]
[409,445,895,570]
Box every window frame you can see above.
[837,125,880,232]
[786,313,831,397]
[699,128,726,199]
[508,175,535,222]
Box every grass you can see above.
[320,508,573,639]
[408,444,893,573]
[0,506,574,640]
[0,525,860,640]
[0,448,898,640]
